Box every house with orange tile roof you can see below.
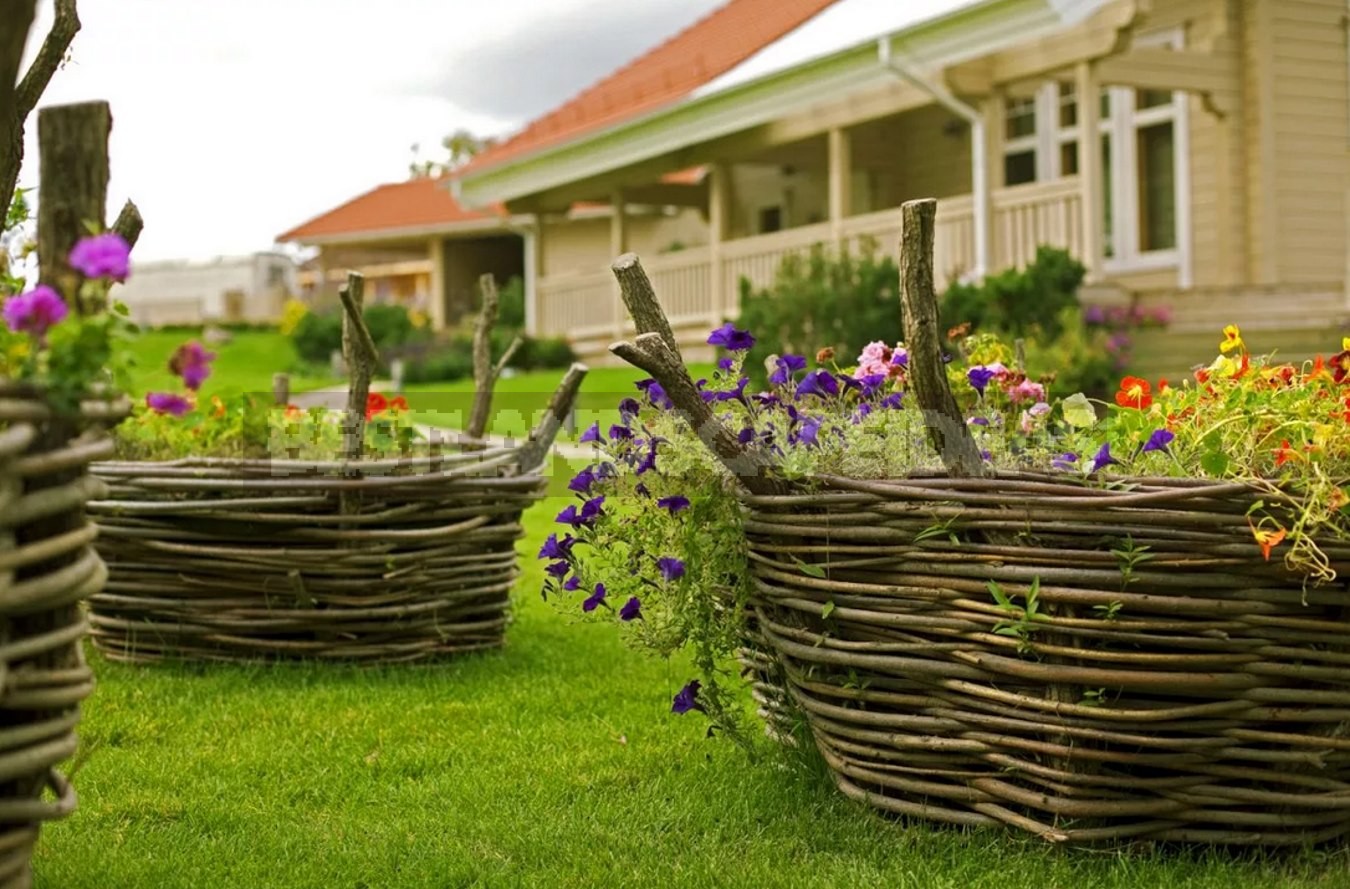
[285,0,1348,375]
[443,0,1347,373]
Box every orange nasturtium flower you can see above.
[1273,439,1299,467]
[1306,355,1335,385]
[389,395,409,413]
[1331,347,1350,384]
[1330,488,1350,512]
[210,395,226,419]
[1219,324,1244,354]
[1249,522,1287,562]
[283,403,304,420]
[1114,376,1152,410]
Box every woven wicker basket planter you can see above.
[0,386,121,887]
[740,471,1350,846]
[84,444,554,665]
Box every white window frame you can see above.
[1002,93,1040,186]
[1005,27,1192,285]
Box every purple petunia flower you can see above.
[737,427,754,445]
[769,354,807,386]
[671,679,704,714]
[635,442,659,476]
[795,370,840,400]
[793,416,823,448]
[706,323,756,352]
[582,583,607,612]
[619,596,642,621]
[556,496,605,529]
[703,376,749,404]
[145,391,191,417]
[1051,452,1079,471]
[968,416,990,427]
[1141,428,1175,454]
[2,285,68,341]
[1084,304,1106,326]
[618,398,641,422]
[657,557,686,582]
[880,392,904,410]
[579,422,602,444]
[608,424,634,441]
[891,348,909,368]
[68,232,131,281]
[538,533,576,560]
[967,365,998,396]
[853,403,872,423]
[656,495,690,514]
[568,467,598,495]
[1089,443,1117,474]
[717,357,735,372]
[545,560,570,579]
[857,374,888,398]
[636,379,672,410]
[169,341,216,391]
[562,575,582,592]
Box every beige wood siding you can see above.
[541,209,708,277]
[1267,0,1349,284]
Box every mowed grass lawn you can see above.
[125,329,336,398]
[402,363,715,441]
[35,486,1350,887]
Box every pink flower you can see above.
[1008,379,1046,404]
[854,340,891,378]
[2,285,68,340]
[146,392,191,416]
[69,233,131,282]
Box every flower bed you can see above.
[0,386,123,882]
[740,472,1350,844]
[85,442,556,664]
[85,273,586,665]
[543,204,1350,847]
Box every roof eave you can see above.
[279,214,526,247]
[456,0,1095,208]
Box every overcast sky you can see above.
[16,0,725,261]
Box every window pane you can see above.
[1060,141,1079,176]
[1136,89,1173,110]
[1004,150,1036,186]
[1058,82,1077,129]
[1100,90,1111,119]
[1136,121,1176,251]
[1102,134,1114,258]
[1005,97,1036,140]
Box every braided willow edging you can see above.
[86,447,547,665]
[0,387,122,888]
[739,471,1350,847]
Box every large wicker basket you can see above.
[740,471,1350,846]
[85,441,554,665]
[0,385,122,887]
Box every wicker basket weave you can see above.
[85,446,550,665]
[740,470,1350,845]
[0,386,121,887]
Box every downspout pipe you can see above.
[877,38,989,280]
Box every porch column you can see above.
[523,217,541,337]
[827,127,852,246]
[708,162,731,325]
[1075,61,1105,281]
[428,237,448,331]
[978,94,1001,277]
[610,189,627,338]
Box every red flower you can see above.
[389,395,409,413]
[1114,376,1152,410]
[1273,439,1298,467]
[1332,350,1350,384]
[365,392,389,420]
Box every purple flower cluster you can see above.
[1,285,67,341]
[68,233,131,282]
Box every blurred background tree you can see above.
[408,129,495,179]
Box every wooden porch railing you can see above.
[535,178,1084,341]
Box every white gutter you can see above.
[877,38,989,280]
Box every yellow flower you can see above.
[1219,324,1244,354]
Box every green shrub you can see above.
[497,276,526,330]
[402,346,474,384]
[363,303,428,352]
[511,334,576,371]
[940,246,1085,341]
[734,238,901,382]
[290,311,344,364]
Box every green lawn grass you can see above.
[33,489,1350,888]
[402,363,715,441]
[126,329,336,399]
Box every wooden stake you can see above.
[37,101,110,315]
[898,199,988,479]
[111,198,144,249]
[517,362,588,473]
[608,255,786,496]
[338,273,377,463]
[466,274,523,444]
